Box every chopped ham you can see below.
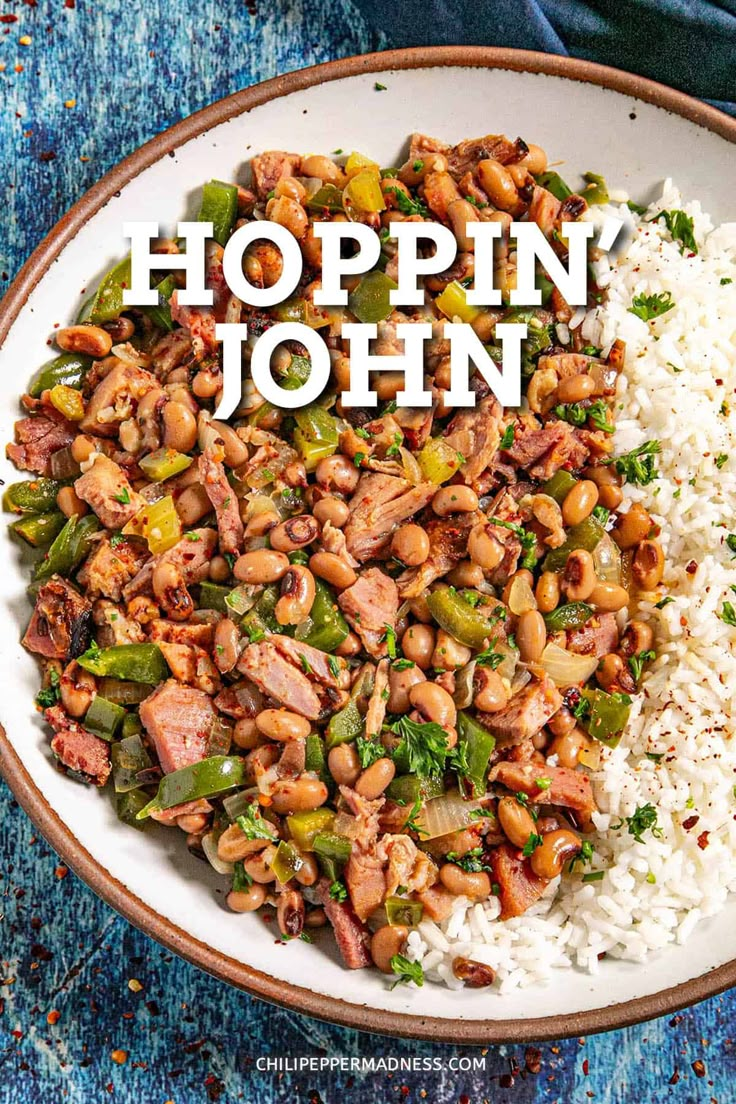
[237,640,322,719]
[198,449,244,555]
[271,635,349,690]
[319,519,358,569]
[123,528,217,599]
[344,849,386,923]
[338,568,399,659]
[443,397,502,484]
[316,878,371,969]
[45,705,111,786]
[537,352,593,379]
[7,409,75,475]
[489,843,548,920]
[250,150,302,199]
[380,834,438,897]
[74,455,144,529]
[344,473,435,562]
[23,576,92,661]
[446,133,526,178]
[150,798,212,824]
[505,420,588,480]
[80,361,161,437]
[567,612,619,657]
[527,186,562,237]
[77,536,149,601]
[490,761,597,819]
[139,679,216,774]
[365,659,390,738]
[213,679,264,719]
[147,620,215,649]
[93,598,146,645]
[169,242,241,361]
[397,512,478,599]
[416,884,456,922]
[478,675,562,746]
[156,642,221,695]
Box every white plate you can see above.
[1,48,735,1041]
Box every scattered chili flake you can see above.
[669,1067,680,1085]
[0,14,19,22]
[525,1047,542,1074]
[697,830,710,850]
[111,1049,128,1065]
[685,560,698,575]
[682,815,700,831]
[14,64,24,73]
[46,1009,60,1025]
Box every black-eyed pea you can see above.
[275,565,316,625]
[309,551,356,590]
[432,629,471,671]
[256,709,311,743]
[473,668,510,713]
[391,523,430,566]
[451,957,496,987]
[477,159,518,211]
[530,829,582,879]
[401,624,436,669]
[270,777,329,815]
[328,743,361,787]
[446,560,484,589]
[243,843,279,883]
[432,485,479,516]
[355,758,396,800]
[387,663,426,713]
[516,609,547,663]
[632,540,665,589]
[556,374,595,403]
[562,480,599,527]
[409,681,456,727]
[295,853,319,887]
[315,454,360,494]
[370,924,409,974]
[589,581,629,612]
[497,796,536,849]
[214,617,240,673]
[439,863,491,900]
[163,401,198,452]
[313,496,350,528]
[549,726,589,769]
[56,324,113,358]
[611,502,652,550]
[535,571,561,613]
[269,514,320,552]
[336,631,362,658]
[218,821,273,863]
[468,525,505,570]
[227,883,267,912]
[234,549,290,584]
[562,549,596,601]
[232,718,264,750]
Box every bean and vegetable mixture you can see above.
[5,133,666,988]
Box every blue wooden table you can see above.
[1,3,734,1100]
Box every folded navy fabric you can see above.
[353,0,736,114]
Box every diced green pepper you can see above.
[198,180,239,246]
[293,404,339,470]
[535,170,572,201]
[426,585,500,649]
[435,280,482,324]
[139,448,193,482]
[313,831,352,881]
[543,602,594,631]
[348,270,398,324]
[28,353,91,398]
[385,897,424,927]
[241,584,280,641]
[305,184,344,213]
[89,256,133,324]
[456,712,496,797]
[326,698,363,750]
[4,479,64,515]
[542,516,606,573]
[117,789,150,828]
[269,840,305,885]
[298,580,349,653]
[543,469,579,504]
[198,581,232,614]
[287,808,336,851]
[580,688,632,748]
[77,643,169,684]
[386,775,445,805]
[111,732,153,792]
[581,171,609,206]
[121,712,143,739]
[304,732,328,780]
[143,275,177,332]
[11,511,66,548]
[416,437,464,484]
[32,514,101,586]
[136,755,247,819]
[84,695,126,742]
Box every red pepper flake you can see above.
[64,0,75,7]
[686,560,698,575]
[582,1058,590,1075]
[692,1059,707,1078]
[39,151,56,162]
[55,865,68,879]
[669,1067,680,1085]
[0,14,18,22]
[46,1009,61,1025]
[682,815,700,831]
[697,830,710,850]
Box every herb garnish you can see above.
[653,209,697,254]
[608,440,661,485]
[500,424,515,449]
[389,954,424,989]
[329,880,348,902]
[355,733,385,769]
[390,715,448,778]
[628,649,656,682]
[113,486,131,505]
[719,601,736,626]
[35,667,61,709]
[628,291,675,322]
[489,516,537,569]
[611,803,663,844]
[236,806,276,841]
[522,833,543,858]
[446,847,491,873]
[384,186,428,219]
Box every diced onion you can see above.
[333,811,360,840]
[541,642,599,687]
[578,743,602,770]
[453,660,477,709]
[400,446,423,485]
[592,532,622,585]
[202,832,233,875]
[111,342,151,367]
[416,790,483,840]
[494,642,519,684]
[198,412,224,456]
[222,788,260,821]
[507,575,537,615]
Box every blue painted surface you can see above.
[0,2,734,1101]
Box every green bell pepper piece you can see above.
[198,581,232,614]
[385,896,424,927]
[121,713,143,739]
[139,447,192,482]
[143,275,177,331]
[111,732,153,792]
[386,774,445,805]
[326,698,363,750]
[456,712,496,797]
[542,516,606,573]
[580,688,632,748]
[313,831,352,881]
[348,270,399,324]
[287,808,335,851]
[89,256,133,324]
[304,732,328,779]
[543,469,579,504]
[293,404,339,471]
[581,171,609,206]
[270,840,305,885]
[11,511,66,548]
[241,584,281,641]
[198,180,239,246]
[4,478,63,515]
[32,514,101,586]
[298,580,349,653]
[136,755,247,819]
[535,170,573,201]
[28,353,91,398]
[84,695,126,742]
[77,643,169,684]
[117,789,150,828]
[305,184,344,213]
[426,585,500,649]
[543,602,594,631]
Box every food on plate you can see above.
[7,132,734,991]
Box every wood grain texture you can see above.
[0,1,734,1100]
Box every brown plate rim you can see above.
[2,45,736,1045]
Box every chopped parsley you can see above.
[446,847,491,873]
[609,440,661,485]
[382,623,397,659]
[412,159,424,173]
[389,954,424,989]
[35,667,60,709]
[389,715,448,778]
[652,209,697,254]
[721,277,733,286]
[719,601,736,626]
[232,860,253,892]
[402,796,428,837]
[582,870,605,883]
[628,291,675,322]
[236,806,276,841]
[355,733,385,769]
[353,452,366,467]
[374,81,387,91]
[500,424,515,449]
[655,596,674,609]
[298,653,313,675]
[522,833,543,858]
[645,752,664,763]
[715,454,728,470]
[109,532,125,548]
[592,505,610,526]
[384,186,428,219]
[569,839,594,871]
[489,516,537,569]
[392,658,416,671]
[554,399,614,434]
[725,534,736,559]
[184,532,201,541]
[329,879,348,902]
[113,486,131,505]
[354,426,371,439]
[628,649,656,682]
[535,777,552,791]
[611,803,663,844]
[328,656,341,679]
[474,642,504,669]
[460,589,482,608]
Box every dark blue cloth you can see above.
[354,0,736,114]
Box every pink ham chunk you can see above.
[139,679,216,774]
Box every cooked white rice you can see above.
[411,184,736,991]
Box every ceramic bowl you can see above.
[1,47,735,1043]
